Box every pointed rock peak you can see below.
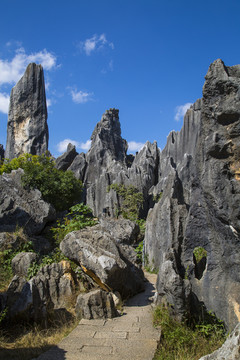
[204,58,229,82]
[5,62,48,160]
[88,108,127,163]
[91,108,121,141]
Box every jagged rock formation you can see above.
[2,261,78,324]
[61,108,159,217]
[144,59,240,331]
[0,169,56,235]
[5,63,48,160]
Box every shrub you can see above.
[193,247,207,263]
[0,154,83,211]
[107,183,144,221]
[51,203,98,244]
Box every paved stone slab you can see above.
[34,272,160,360]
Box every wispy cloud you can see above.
[79,34,114,56]
[57,139,91,153]
[174,103,192,121]
[70,89,93,104]
[128,141,145,153]
[0,93,10,114]
[0,47,57,86]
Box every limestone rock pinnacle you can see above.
[5,63,49,160]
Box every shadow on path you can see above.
[125,273,156,307]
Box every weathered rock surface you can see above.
[75,289,118,319]
[5,63,48,160]
[198,322,240,359]
[144,59,240,331]
[2,261,78,323]
[0,169,56,235]
[11,252,38,277]
[67,152,87,181]
[60,219,144,299]
[55,143,78,171]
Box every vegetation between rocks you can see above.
[153,305,226,360]
[0,153,83,211]
[107,183,144,221]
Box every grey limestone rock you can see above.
[11,252,38,277]
[67,152,87,181]
[144,59,240,331]
[60,219,144,299]
[5,63,48,160]
[3,261,78,324]
[55,143,78,171]
[0,169,56,235]
[198,322,240,359]
[75,289,118,319]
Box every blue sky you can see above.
[0,0,240,156]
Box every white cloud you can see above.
[0,93,10,114]
[71,89,93,104]
[80,34,114,55]
[128,141,145,153]
[0,47,57,86]
[174,103,192,121]
[57,139,91,153]
[80,139,91,150]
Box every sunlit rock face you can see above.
[144,59,240,331]
[5,63,48,160]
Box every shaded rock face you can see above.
[0,144,4,160]
[55,143,78,171]
[60,219,144,299]
[144,59,240,331]
[5,63,48,160]
[0,169,56,235]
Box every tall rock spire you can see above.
[5,63,48,160]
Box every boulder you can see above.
[60,220,144,299]
[75,289,118,319]
[99,217,140,245]
[198,322,240,360]
[11,252,38,277]
[5,63,48,160]
[144,59,240,331]
[0,169,56,235]
[55,143,78,171]
[3,261,79,324]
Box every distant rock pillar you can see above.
[5,63,49,160]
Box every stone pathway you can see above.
[34,272,160,360]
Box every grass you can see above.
[0,316,79,360]
[153,305,226,360]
